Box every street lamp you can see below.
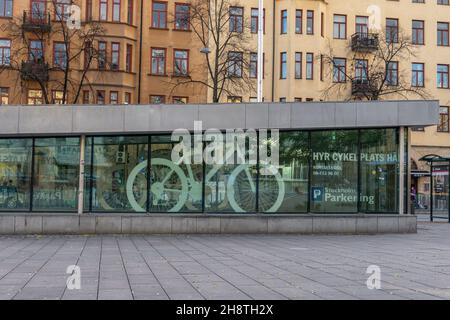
[257,0,264,103]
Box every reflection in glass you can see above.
[33,137,80,211]
[0,139,32,210]
[360,129,399,212]
[311,130,358,213]
[261,131,309,213]
[149,135,202,212]
[92,136,148,212]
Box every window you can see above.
[228,51,243,77]
[437,64,449,88]
[438,106,449,132]
[333,58,346,83]
[279,97,286,103]
[110,91,119,104]
[173,49,189,76]
[0,0,12,17]
[355,16,368,35]
[0,39,10,66]
[126,44,132,72]
[96,90,105,104]
[355,59,368,80]
[52,91,64,104]
[412,63,425,87]
[249,52,257,78]
[100,0,108,21]
[55,0,71,21]
[386,61,398,86]
[111,42,120,70]
[333,15,347,39]
[295,52,302,79]
[438,0,449,5]
[412,20,424,45]
[124,92,131,104]
[251,8,265,34]
[150,95,165,104]
[306,53,313,79]
[306,10,314,35]
[0,87,9,105]
[152,1,167,28]
[31,0,46,21]
[32,138,80,211]
[311,130,359,213]
[175,3,190,30]
[82,90,90,104]
[84,40,92,68]
[98,41,107,70]
[173,96,188,104]
[151,48,166,75]
[53,42,67,69]
[280,52,287,79]
[29,40,44,62]
[28,89,43,105]
[86,0,92,21]
[386,18,399,43]
[437,22,449,46]
[127,0,133,24]
[112,0,121,22]
[229,7,243,33]
[281,10,288,34]
[295,10,302,34]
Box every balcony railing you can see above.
[351,33,379,51]
[351,79,376,97]
[20,60,49,82]
[22,10,51,33]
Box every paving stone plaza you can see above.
[0,222,449,300]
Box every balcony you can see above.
[22,10,51,33]
[351,79,376,97]
[20,61,49,82]
[351,33,379,52]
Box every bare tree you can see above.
[320,29,429,101]
[0,0,105,104]
[168,0,256,103]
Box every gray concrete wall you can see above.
[0,214,417,235]
[0,100,439,136]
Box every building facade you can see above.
[0,0,449,206]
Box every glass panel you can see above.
[261,131,309,213]
[310,130,358,213]
[149,135,202,212]
[0,139,32,211]
[205,131,257,213]
[91,136,148,212]
[360,129,399,213]
[33,137,80,211]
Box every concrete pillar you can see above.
[77,135,86,215]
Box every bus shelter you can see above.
[419,154,450,222]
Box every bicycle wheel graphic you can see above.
[126,159,189,212]
[227,164,285,213]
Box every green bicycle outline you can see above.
[126,157,286,213]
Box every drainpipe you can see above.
[137,0,144,104]
[271,0,276,102]
[77,135,86,215]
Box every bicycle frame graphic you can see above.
[126,144,285,213]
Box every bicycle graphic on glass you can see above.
[126,136,285,213]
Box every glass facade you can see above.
[0,129,402,214]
